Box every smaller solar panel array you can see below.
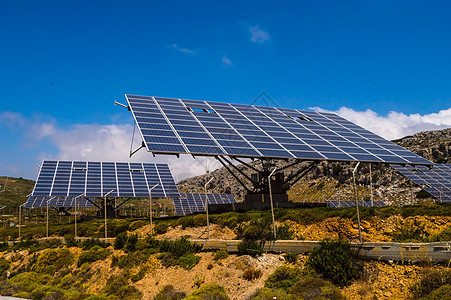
[24,196,94,208]
[173,193,236,216]
[32,161,179,198]
[325,200,386,208]
[391,164,451,202]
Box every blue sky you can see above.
[1,1,451,180]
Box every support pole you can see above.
[148,184,159,236]
[352,162,362,243]
[205,178,214,240]
[369,163,374,207]
[104,190,114,239]
[18,203,25,240]
[268,169,277,240]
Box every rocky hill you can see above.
[178,128,451,205]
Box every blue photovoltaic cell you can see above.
[173,193,237,216]
[24,196,95,208]
[391,164,451,202]
[31,161,180,198]
[126,95,432,165]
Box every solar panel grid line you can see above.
[178,99,228,155]
[126,95,432,165]
[305,111,379,161]
[203,101,263,156]
[49,161,59,197]
[253,105,325,158]
[66,161,74,197]
[155,164,166,197]
[151,97,190,153]
[229,104,295,158]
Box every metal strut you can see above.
[283,161,318,189]
[231,157,261,173]
[216,156,251,193]
[221,156,254,183]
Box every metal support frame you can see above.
[148,184,159,236]
[46,196,56,238]
[352,162,362,243]
[231,157,261,173]
[268,169,277,240]
[205,178,214,240]
[216,156,251,193]
[18,203,26,240]
[221,156,254,183]
[115,197,133,209]
[369,163,374,207]
[104,190,115,239]
[74,193,85,237]
[282,161,317,189]
[273,159,306,173]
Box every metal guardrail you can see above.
[6,237,451,263]
[190,239,451,263]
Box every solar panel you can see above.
[32,161,180,198]
[325,200,387,208]
[173,193,237,216]
[125,95,432,165]
[391,164,451,202]
[24,196,95,208]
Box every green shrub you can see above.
[131,265,149,283]
[283,252,298,264]
[237,240,263,257]
[80,238,108,250]
[128,220,147,232]
[155,222,170,235]
[104,273,142,299]
[249,287,293,300]
[77,246,112,267]
[0,258,11,274]
[178,216,195,229]
[159,236,202,258]
[392,224,429,242]
[411,270,451,299]
[429,227,451,242]
[114,232,128,250]
[64,235,78,247]
[276,224,295,240]
[177,254,201,270]
[305,239,362,287]
[32,249,73,275]
[111,252,149,269]
[154,285,186,300]
[125,234,138,252]
[213,250,229,261]
[185,283,229,300]
[193,214,207,227]
[290,277,344,299]
[421,284,451,300]
[243,267,262,281]
[265,266,303,290]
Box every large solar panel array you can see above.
[325,200,387,208]
[391,164,451,202]
[24,196,94,208]
[173,193,237,216]
[125,95,431,165]
[32,161,180,198]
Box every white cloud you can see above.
[169,43,196,55]
[250,25,270,44]
[31,122,216,181]
[222,55,233,67]
[312,106,451,140]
